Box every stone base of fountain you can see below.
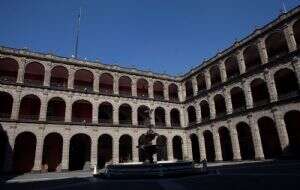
[94,161,206,179]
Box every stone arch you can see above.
[190,134,200,162]
[170,108,181,127]
[225,55,240,79]
[230,87,246,112]
[168,83,179,101]
[50,66,68,89]
[119,76,132,96]
[42,132,63,172]
[185,80,194,99]
[250,78,270,106]
[46,97,66,122]
[157,135,168,161]
[197,73,206,92]
[74,69,94,92]
[99,73,114,95]
[172,136,183,160]
[19,94,41,121]
[200,100,210,121]
[210,65,222,86]
[218,127,233,161]
[236,122,255,160]
[13,132,36,173]
[97,134,113,168]
[72,99,92,123]
[119,134,132,163]
[24,62,45,86]
[98,102,113,124]
[0,57,19,83]
[0,91,13,119]
[258,116,282,159]
[69,133,91,171]
[153,81,164,100]
[155,107,166,126]
[265,31,289,60]
[293,19,300,49]
[214,94,227,117]
[243,45,262,71]
[187,106,197,125]
[119,103,132,125]
[137,78,149,98]
[284,110,300,158]
[137,105,150,126]
[203,130,215,162]
[274,68,299,99]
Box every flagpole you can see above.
[74,7,81,58]
[281,0,287,13]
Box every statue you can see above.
[136,109,160,164]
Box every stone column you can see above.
[33,132,44,171]
[219,61,227,83]
[179,84,186,101]
[257,39,269,64]
[90,137,98,168]
[228,121,241,160]
[39,93,48,121]
[208,95,216,119]
[132,106,138,126]
[182,136,191,160]
[113,105,119,125]
[198,131,207,161]
[132,134,139,162]
[248,115,264,160]
[284,24,297,52]
[132,78,137,97]
[204,69,211,90]
[17,59,25,84]
[192,76,198,96]
[165,108,171,127]
[164,84,169,101]
[264,70,278,102]
[93,72,99,93]
[148,80,154,99]
[167,136,174,160]
[92,101,99,124]
[113,74,119,95]
[195,104,202,123]
[150,108,155,126]
[43,65,51,87]
[242,80,254,109]
[11,91,21,120]
[224,88,233,114]
[65,98,72,122]
[61,136,70,171]
[180,108,186,127]
[237,50,246,74]
[212,127,223,161]
[68,68,75,90]
[113,135,119,164]
[272,108,289,151]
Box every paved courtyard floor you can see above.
[1,160,300,190]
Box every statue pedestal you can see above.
[94,161,206,179]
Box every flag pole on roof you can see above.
[280,0,287,13]
[73,7,82,58]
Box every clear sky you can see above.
[0,0,299,75]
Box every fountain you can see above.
[94,109,205,179]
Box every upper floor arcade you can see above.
[0,56,181,103]
[182,10,300,101]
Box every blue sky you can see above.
[0,0,299,75]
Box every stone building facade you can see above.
[0,6,300,173]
